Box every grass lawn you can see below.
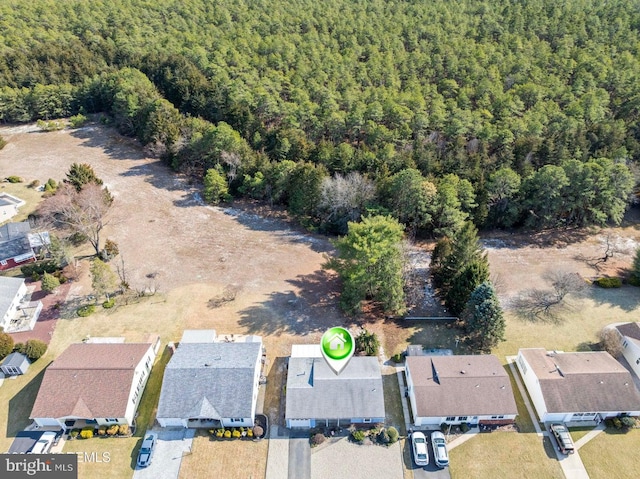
[579,428,640,479]
[381,368,404,434]
[63,436,138,479]
[0,182,43,224]
[449,431,563,479]
[179,431,268,479]
[134,346,173,436]
[569,427,594,443]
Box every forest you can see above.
[1,0,640,235]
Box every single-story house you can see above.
[285,344,385,429]
[0,221,51,271]
[405,355,518,427]
[0,193,26,222]
[30,341,157,430]
[156,331,263,428]
[516,348,640,423]
[0,276,42,332]
[609,322,640,381]
[0,352,30,376]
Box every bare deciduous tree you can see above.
[599,327,623,358]
[511,269,587,321]
[39,183,113,257]
[318,172,376,232]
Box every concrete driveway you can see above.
[289,430,310,479]
[133,429,194,479]
[407,437,451,479]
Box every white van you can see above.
[29,432,57,454]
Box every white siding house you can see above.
[405,355,517,428]
[611,322,640,381]
[516,348,640,423]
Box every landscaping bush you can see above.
[102,299,115,309]
[351,430,366,443]
[612,417,623,429]
[24,339,47,360]
[21,260,59,277]
[223,429,231,438]
[253,425,264,438]
[5,176,22,183]
[386,426,399,444]
[232,428,242,438]
[97,427,107,436]
[69,430,79,439]
[621,416,637,428]
[310,433,325,447]
[595,277,622,288]
[440,423,449,433]
[106,425,119,436]
[28,179,40,188]
[0,332,14,360]
[14,342,26,354]
[80,428,94,439]
[460,422,470,433]
[246,428,253,438]
[118,424,129,435]
[391,352,403,363]
[77,305,96,317]
[377,428,390,444]
[44,178,57,193]
[69,113,88,128]
[215,428,224,438]
[41,272,61,293]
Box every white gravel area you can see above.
[311,437,403,479]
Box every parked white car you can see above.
[411,431,429,466]
[431,431,449,468]
[29,431,57,454]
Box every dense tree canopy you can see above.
[1,0,639,233]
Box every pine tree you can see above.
[463,282,505,353]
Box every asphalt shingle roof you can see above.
[520,348,640,413]
[407,355,518,418]
[0,276,25,316]
[30,343,153,420]
[156,342,262,420]
[285,356,385,420]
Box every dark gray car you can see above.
[137,433,157,468]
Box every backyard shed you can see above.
[0,352,30,376]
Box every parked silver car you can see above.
[136,433,157,467]
[550,423,575,454]
[431,431,449,468]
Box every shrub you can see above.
[102,299,115,309]
[97,427,107,436]
[351,430,366,443]
[628,275,640,287]
[253,425,264,438]
[377,428,390,444]
[246,428,254,438]
[5,176,22,183]
[28,179,40,188]
[41,272,61,293]
[69,113,88,128]
[106,425,119,436]
[612,417,623,429]
[355,329,380,356]
[386,426,399,444]
[310,433,325,447]
[14,342,26,354]
[440,423,449,433]
[0,332,14,360]
[223,429,231,438]
[595,277,622,288]
[70,430,79,439]
[118,424,129,435]
[460,422,470,433]
[21,260,59,277]
[36,119,64,131]
[24,339,47,360]
[44,178,57,193]
[215,429,224,438]
[391,353,403,363]
[0,135,6,150]
[232,428,242,438]
[80,428,94,439]
[77,305,96,317]
[620,416,636,428]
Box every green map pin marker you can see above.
[321,327,354,375]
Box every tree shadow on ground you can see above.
[237,270,345,337]
[587,285,640,312]
[6,365,48,437]
[481,226,596,249]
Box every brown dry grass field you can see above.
[1,122,640,479]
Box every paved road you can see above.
[289,430,310,479]
[133,429,194,479]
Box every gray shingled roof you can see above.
[285,357,385,420]
[407,355,518,418]
[157,342,261,420]
[615,322,640,342]
[0,276,25,316]
[520,348,640,413]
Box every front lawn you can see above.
[64,435,138,479]
[579,427,640,479]
[449,431,563,479]
[178,431,268,479]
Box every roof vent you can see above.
[500,385,505,389]
[475,384,480,388]
[599,380,604,384]
[204,363,211,367]
[460,370,466,374]
[213,355,222,360]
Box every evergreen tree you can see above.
[65,163,103,192]
[463,282,505,353]
[41,272,61,294]
[325,215,406,315]
[445,260,490,316]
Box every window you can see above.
[498,416,504,419]
[363,418,372,423]
[446,417,455,421]
[0,260,6,266]
[491,416,498,419]
[518,356,528,375]
[106,418,118,423]
[623,340,628,348]
[231,418,243,423]
[457,416,468,421]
